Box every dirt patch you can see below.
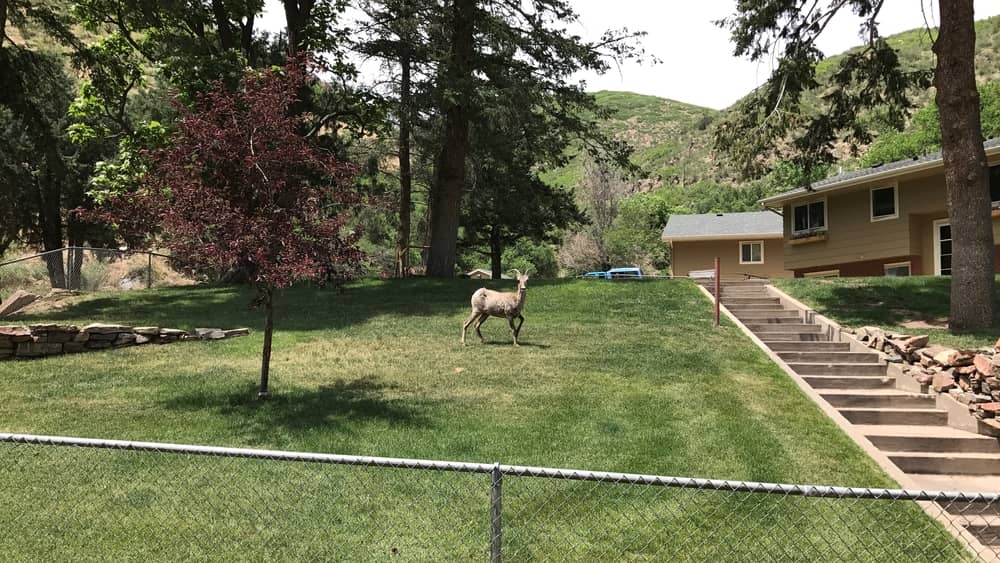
[901,318,949,330]
[17,289,86,315]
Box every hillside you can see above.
[541,91,721,190]
[546,15,1000,196]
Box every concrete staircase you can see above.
[705,279,1000,547]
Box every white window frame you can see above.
[739,240,764,265]
[870,184,899,222]
[933,219,951,276]
[791,199,828,236]
[803,269,840,278]
[883,261,911,277]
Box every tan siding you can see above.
[671,238,790,278]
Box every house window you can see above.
[792,201,826,234]
[803,269,840,278]
[871,186,898,221]
[884,261,911,277]
[740,241,764,264]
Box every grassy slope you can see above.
[773,276,1000,349]
[0,280,962,559]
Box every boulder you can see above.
[915,372,935,386]
[113,333,137,346]
[902,335,930,349]
[0,326,32,342]
[975,354,995,377]
[15,342,63,357]
[134,327,161,336]
[932,371,956,392]
[980,402,1000,415]
[933,348,974,367]
[0,290,38,317]
[195,328,226,340]
[223,328,251,338]
[134,334,150,345]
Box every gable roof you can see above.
[760,137,1000,207]
[661,211,783,242]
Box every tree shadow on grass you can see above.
[480,341,552,349]
[160,376,432,435]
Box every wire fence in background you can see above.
[1,433,997,562]
[0,247,183,298]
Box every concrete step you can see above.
[890,452,1000,476]
[838,407,948,426]
[735,317,804,324]
[765,341,850,352]
[759,333,832,342]
[748,323,823,334]
[802,375,893,389]
[779,351,881,363]
[732,310,801,319]
[910,474,1000,495]
[821,391,935,409]
[864,430,1000,453]
[725,305,788,313]
[722,297,781,306]
[787,363,886,376]
[941,499,1000,516]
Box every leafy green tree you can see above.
[716,1,993,331]
[423,0,652,277]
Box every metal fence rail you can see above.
[0,247,177,295]
[2,432,998,561]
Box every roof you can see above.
[661,211,783,242]
[760,137,1000,207]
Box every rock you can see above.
[934,349,973,367]
[957,364,978,376]
[84,340,112,349]
[0,326,32,342]
[885,352,904,363]
[933,371,956,392]
[902,335,930,349]
[995,336,1000,351]
[222,328,251,338]
[0,290,39,317]
[195,328,225,340]
[113,333,137,346]
[915,372,935,385]
[975,354,995,376]
[134,327,161,336]
[980,402,1000,414]
[62,342,86,354]
[958,392,978,405]
[134,334,150,345]
[82,323,133,334]
[159,328,188,339]
[974,394,994,403]
[15,342,63,357]
[920,345,947,359]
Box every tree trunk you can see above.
[281,0,314,57]
[395,49,413,278]
[934,0,995,332]
[33,173,66,289]
[258,289,274,398]
[490,224,502,280]
[425,0,474,278]
[66,225,84,291]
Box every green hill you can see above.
[546,15,1000,196]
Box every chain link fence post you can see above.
[490,462,503,563]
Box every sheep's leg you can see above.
[475,314,488,343]
[514,315,524,339]
[508,316,519,347]
[462,310,480,346]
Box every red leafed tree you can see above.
[105,62,361,398]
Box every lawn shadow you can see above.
[481,341,552,349]
[10,278,517,333]
[160,376,431,434]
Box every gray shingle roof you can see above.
[661,211,782,240]
[760,137,1000,205]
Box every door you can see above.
[933,219,952,276]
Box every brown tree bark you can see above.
[490,224,502,280]
[934,0,995,331]
[282,0,315,57]
[258,288,274,399]
[395,49,413,278]
[425,0,474,278]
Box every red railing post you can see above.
[714,257,720,327]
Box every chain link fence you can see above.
[1,433,998,561]
[0,247,184,298]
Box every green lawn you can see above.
[772,276,1000,349]
[0,279,966,560]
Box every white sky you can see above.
[258,1,1000,110]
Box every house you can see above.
[661,211,791,278]
[759,138,1000,278]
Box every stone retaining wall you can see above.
[850,326,1000,432]
[0,324,250,360]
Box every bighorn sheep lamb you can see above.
[462,270,529,346]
